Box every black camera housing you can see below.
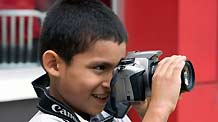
[111,50,195,102]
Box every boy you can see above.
[29,0,186,121]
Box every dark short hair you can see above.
[39,0,128,65]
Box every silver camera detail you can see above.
[111,50,195,103]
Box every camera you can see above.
[111,50,195,103]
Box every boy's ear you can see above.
[42,50,62,77]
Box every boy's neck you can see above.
[77,112,91,121]
[49,82,92,121]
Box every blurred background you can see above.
[0,0,217,122]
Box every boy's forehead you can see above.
[76,40,126,63]
[89,41,126,53]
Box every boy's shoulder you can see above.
[29,110,131,122]
[29,111,65,122]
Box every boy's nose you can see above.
[102,80,110,89]
[102,73,112,89]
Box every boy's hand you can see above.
[142,55,186,122]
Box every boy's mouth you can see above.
[92,94,109,104]
[92,94,109,100]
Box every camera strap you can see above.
[32,74,115,122]
[32,74,81,122]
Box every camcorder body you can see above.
[104,50,195,118]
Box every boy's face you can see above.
[55,40,126,116]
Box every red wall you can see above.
[124,0,218,122]
[125,0,179,58]
[177,0,218,122]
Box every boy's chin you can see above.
[89,106,105,116]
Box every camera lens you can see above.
[181,61,195,92]
[150,60,195,92]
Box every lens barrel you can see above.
[150,60,195,92]
[180,61,195,92]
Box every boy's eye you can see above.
[94,65,105,71]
